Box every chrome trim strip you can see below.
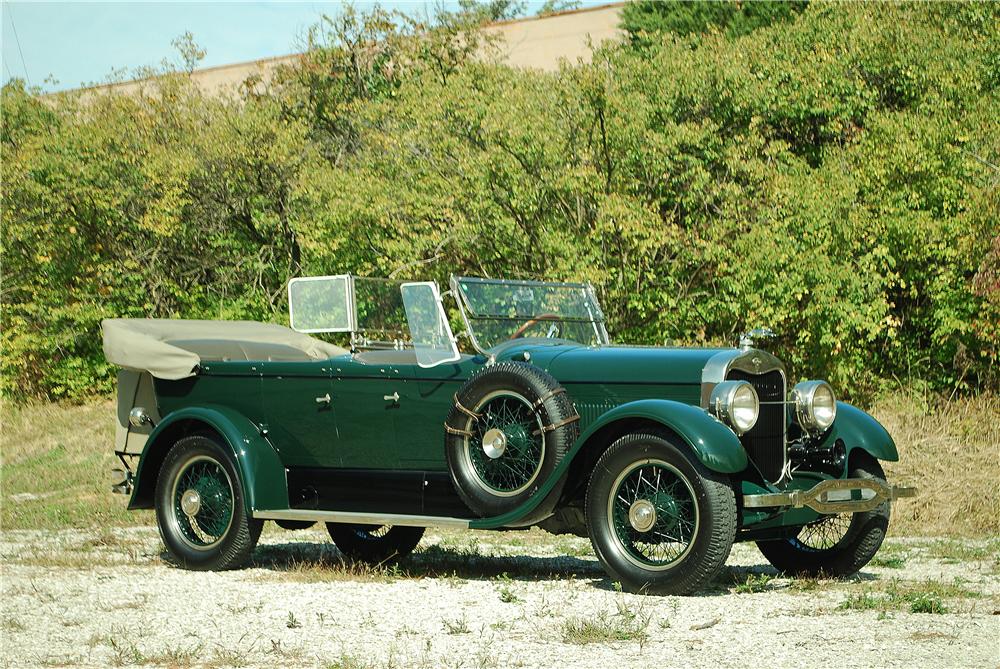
[700,348,785,408]
[253,509,471,529]
[744,479,917,514]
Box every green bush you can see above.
[1,2,997,402]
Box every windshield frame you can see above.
[450,275,609,355]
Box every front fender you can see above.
[471,399,747,529]
[816,402,899,465]
[128,405,287,513]
[575,399,749,474]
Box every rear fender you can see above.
[128,406,287,513]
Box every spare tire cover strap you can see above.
[530,386,567,410]
[452,393,481,420]
[533,413,581,436]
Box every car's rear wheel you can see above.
[155,434,262,570]
[756,455,891,576]
[326,524,424,565]
[585,431,737,595]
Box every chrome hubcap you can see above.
[180,489,201,516]
[482,428,507,459]
[628,499,657,532]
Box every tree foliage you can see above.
[621,0,808,41]
[2,1,997,402]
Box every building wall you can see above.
[63,3,625,99]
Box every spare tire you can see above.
[444,361,579,519]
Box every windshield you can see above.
[453,276,608,350]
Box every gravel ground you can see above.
[1,526,997,668]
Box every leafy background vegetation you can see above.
[2,1,997,403]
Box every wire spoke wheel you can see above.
[794,513,855,552]
[352,524,392,540]
[169,455,234,551]
[463,390,545,497]
[607,459,699,571]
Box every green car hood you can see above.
[500,342,731,386]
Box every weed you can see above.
[2,616,26,632]
[871,555,907,569]
[909,593,947,614]
[734,572,774,594]
[495,572,523,604]
[108,637,145,667]
[326,654,376,669]
[443,615,470,634]
[838,579,974,614]
[563,601,650,645]
[787,576,822,591]
[286,611,302,629]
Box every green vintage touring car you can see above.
[103,275,914,594]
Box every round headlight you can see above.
[792,380,837,433]
[709,380,759,434]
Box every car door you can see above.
[331,356,405,469]
[260,360,337,468]
[392,358,470,470]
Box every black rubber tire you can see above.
[326,524,424,565]
[155,434,263,571]
[585,431,737,595]
[444,361,578,519]
[275,520,316,531]
[756,455,891,577]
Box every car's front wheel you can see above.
[155,434,262,570]
[326,524,424,565]
[585,431,737,595]
[756,455,891,576]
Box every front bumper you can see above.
[743,478,917,514]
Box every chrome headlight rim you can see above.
[792,380,837,433]
[709,380,759,435]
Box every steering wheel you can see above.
[510,313,561,340]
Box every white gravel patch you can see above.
[1,527,997,668]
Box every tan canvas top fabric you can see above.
[101,318,349,379]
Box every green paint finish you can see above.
[577,400,749,473]
[471,399,748,529]
[259,361,337,467]
[127,337,901,533]
[820,402,899,466]
[129,405,287,513]
[544,345,728,385]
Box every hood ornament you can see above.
[739,327,776,350]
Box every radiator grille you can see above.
[727,369,785,482]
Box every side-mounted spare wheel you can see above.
[154,434,262,570]
[585,430,737,595]
[444,361,579,520]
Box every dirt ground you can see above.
[1,526,997,668]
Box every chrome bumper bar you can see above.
[743,478,917,514]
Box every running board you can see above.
[253,508,472,529]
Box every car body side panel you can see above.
[471,399,748,529]
[816,402,900,466]
[128,405,287,513]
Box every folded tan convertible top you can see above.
[101,318,349,380]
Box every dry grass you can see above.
[874,392,999,537]
[0,400,153,530]
[1,393,996,538]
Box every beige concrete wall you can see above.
[58,3,624,99]
[486,3,624,70]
